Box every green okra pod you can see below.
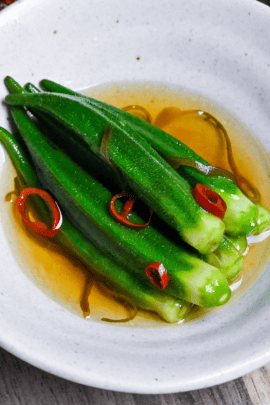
[38,79,265,237]
[0,126,191,323]
[5,89,226,255]
[203,235,247,281]
[21,80,246,278]
[5,100,231,308]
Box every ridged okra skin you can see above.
[21,83,245,282]
[5,103,231,308]
[204,235,247,281]
[38,79,263,237]
[256,205,270,235]
[0,126,191,323]
[9,78,245,282]
[5,91,226,255]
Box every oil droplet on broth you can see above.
[1,81,270,327]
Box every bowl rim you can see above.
[0,0,270,394]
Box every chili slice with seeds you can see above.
[17,187,62,237]
[193,183,227,219]
[110,192,153,228]
[145,262,169,290]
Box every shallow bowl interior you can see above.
[0,0,270,394]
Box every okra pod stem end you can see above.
[184,213,225,254]
[211,180,259,236]
[155,298,192,323]
[255,205,270,235]
[203,235,246,281]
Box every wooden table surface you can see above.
[1,0,270,404]
[0,348,269,405]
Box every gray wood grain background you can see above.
[1,0,270,404]
[0,349,270,404]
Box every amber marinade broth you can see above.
[1,81,270,327]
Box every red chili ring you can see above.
[145,262,169,290]
[110,192,153,228]
[17,187,62,237]
[192,183,227,219]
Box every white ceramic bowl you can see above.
[0,0,270,394]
